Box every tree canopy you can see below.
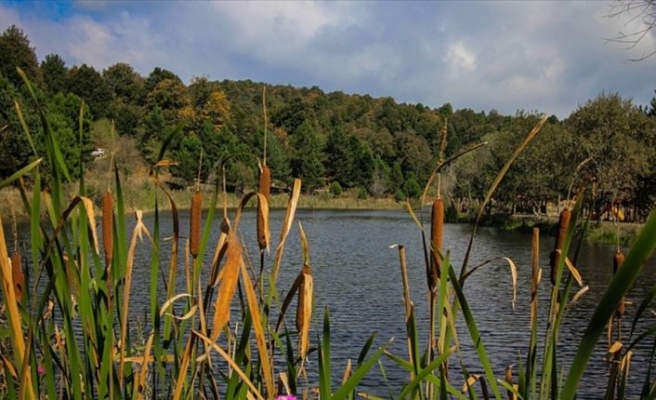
[1,24,656,220]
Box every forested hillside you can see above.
[2,25,656,220]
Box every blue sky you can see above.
[2,0,656,119]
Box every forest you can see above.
[2,24,656,221]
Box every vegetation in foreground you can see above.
[1,74,656,400]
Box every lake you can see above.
[8,208,656,398]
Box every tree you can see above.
[565,92,655,212]
[0,25,41,88]
[103,63,146,105]
[67,64,113,119]
[41,54,68,96]
[290,119,324,192]
[324,127,353,186]
[46,92,93,178]
[0,74,42,178]
[487,114,573,212]
[145,67,182,92]
[608,0,656,60]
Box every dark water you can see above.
[8,209,656,398]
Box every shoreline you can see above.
[1,186,642,247]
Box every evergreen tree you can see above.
[290,119,324,192]
[67,64,113,119]
[41,54,68,96]
[0,25,41,88]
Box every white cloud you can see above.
[444,41,477,76]
[2,1,656,118]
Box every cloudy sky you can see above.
[2,0,656,118]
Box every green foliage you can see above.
[0,74,42,178]
[40,53,68,96]
[67,64,113,119]
[2,22,656,220]
[329,181,342,196]
[290,119,324,192]
[0,25,41,88]
[46,92,93,178]
[402,174,421,199]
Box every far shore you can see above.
[1,186,643,247]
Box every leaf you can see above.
[240,259,274,398]
[272,178,302,283]
[564,256,584,287]
[211,232,242,341]
[0,158,42,190]
[561,208,656,399]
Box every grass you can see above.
[2,73,656,400]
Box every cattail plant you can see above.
[550,208,571,285]
[613,251,625,319]
[189,189,202,258]
[429,197,444,288]
[102,189,114,266]
[257,162,271,252]
[258,87,271,254]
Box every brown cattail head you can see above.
[102,190,114,267]
[190,190,203,258]
[11,252,24,303]
[614,252,625,317]
[550,208,571,285]
[257,164,271,251]
[429,198,444,290]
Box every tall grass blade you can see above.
[0,158,41,190]
[329,342,390,400]
[211,231,242,341]
[319,307,332,398]
[0,214,31,389]
[461,115,548,278]
[561,208,656,399]
[447,264,502,399]
[194,330,265,400]
[271,178,302,283]
[240,257,274,399]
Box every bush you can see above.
[402,177,421,199]
[329,181,342,197]
[357,187,368,200]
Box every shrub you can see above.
[329,181,342,196]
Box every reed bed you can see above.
[2,72,656,400]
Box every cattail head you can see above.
[257,164,271,251]
[11,252,23,303]
[102,190,114,267]
[614,252,625,317]
[429,198,444,290]
[190,190,203,258]
[550,208,571,285]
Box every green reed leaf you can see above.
[0,158,41,191]
[330,341,390,400]
[561,208,656,399]
[448,264,502,400]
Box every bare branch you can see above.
[606,0,656,60]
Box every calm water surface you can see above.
[10,209,656,398]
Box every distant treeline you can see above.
[2,24,656,220]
